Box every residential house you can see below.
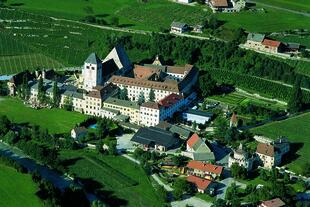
[184,133,215,162]
[187,175,215,194]
[71,126,87,139]
[131,127,180,151]
[244,33,266,50]
[228,143,254,171]
[182,109,213,124]
[170,22,188,34]
[187,160,223,180]
[261,39,283,54]
[258,198,286,207]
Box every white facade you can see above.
[82,62,103,91]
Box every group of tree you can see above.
[230,163,247,179]
[173,178,195,200]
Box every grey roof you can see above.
[101,107,120,114]
[62,90,83,99]
[131,127,179,149]
[170,125,192,139]
[184,109,213,118]
[85,53,102,65]
[286,42,300,49]
[171,21,187,28]
[247,33,265,42]
[104,97,139,109]
[114,114,129,122]
[193,152,215,161]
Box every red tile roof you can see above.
[187,160,223,175]
[260,198,285,207]
[230,112,237,124]
[133,65,162,79]
[187,133,200,148]
[166,64,193,75]
[141,102,160,110]
[256,143,275,157]
[187,175,212,191]
[262,39,282,48]
[159,93,183,108]
[210,0,228,7]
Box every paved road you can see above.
[249,0,310,17]
[0,141,97,202]
[216,178,246,199]
[151,174,173,191]
[171,196,212,207]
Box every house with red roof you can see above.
[184,133,215,162]
[186,160,223,180]
[187,175,216,194]
[258,198,286,207]
[261,39,284,54]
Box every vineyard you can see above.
[207,69,310,103]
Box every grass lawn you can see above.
[60,150,163,207]
[0,164,42,207]
[217,7,310,33]
[251,112,310,174]
[253,0,310,13]
[0,97,87,134]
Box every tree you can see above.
[173,178,194,200]
[230,163,247,179]
[199,72,217,97]
[211,199,227,207]
[149,88,155,102]
[108,141,117,155]
[0,0,7,6]
[52,80,60,107]
[288,79,303,113]
[110,17,119,26]
[208,14,220,30]
[137,91,145,105]
[119,87,128,100]
[63,96,73,111]
[4,130,17,144]
[0,115,11,136]
[96,119,107,139]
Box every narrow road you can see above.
[249,0,310,17]
[151,174,173,191]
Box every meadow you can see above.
[60,150,163,207]
[0,98,87,134]
[251,112,310,174]
[253,0,310,13]
[0,164,42,207]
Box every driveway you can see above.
[171,196,212,207]
[216,177,246,199]
[116,133,135,152]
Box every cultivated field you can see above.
[0,164,42,207]
[60,150,163,207]
[0,98,87,134]
[207,91,286,110]
[6,0,208,31]
[253,0,310,13]
[251,112,310,173]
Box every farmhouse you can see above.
[170,21,188,34]
[186,175,215,194]
[131,127,180,151]
[207,0,245,13]
[186,160,223,180]
[183,133,215,162]
[256,137,290,169]
[244,33,285,54]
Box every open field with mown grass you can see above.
[217,7,310,33]
[0,97,87,134]
[251,112,310,174]
[0,164,42,207]
[60,150,163,207]
[253,0,310,13]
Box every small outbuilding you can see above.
[71,126,87,139]
[170,21,188,34]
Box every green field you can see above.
[0,98,87,134]
[60,150,163,207]
[0,164,42,207]
[217,7,310,33]
[254,0,310,13]
[251,112,310,173]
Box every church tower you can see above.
[82,53,103,91]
